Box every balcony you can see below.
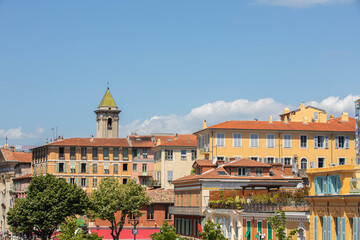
[146,179,161,187]
[350,178,360,193]
[243,203,310,213]
[169,206,203,216]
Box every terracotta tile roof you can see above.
[146,189,174,203]
[196,117,355,133]
[0,149,32,163]
[225,158,271,168]
[173,158,301,183]
[45,138,130,147]
[128,135,157,148]
[156,134,197,147]
[193,160,216,167]
[13,174,33,180]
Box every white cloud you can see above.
[0,126,44,140]
[119,94,360,137]
[255,0,354,7]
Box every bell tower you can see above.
[95,88,121,138]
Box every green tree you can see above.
[150,221,186,240]
[266,210,298,240]
[89,178,150,240]
[200,220,226,240]
[190,168,196,174]
[7,174,89,240]
[58,217,103,240]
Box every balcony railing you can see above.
[200,146,209,153]
[350,179,360,193]
[146,179,161,187]
[169,206,203,216]
[243,203,310,213]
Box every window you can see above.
[93,163,98,174]
[267,157,274,163]
[103,148,109,160]
[300,135,308,148]
[104,163,109,174]
[283,134,292,148]
[250,134,259,148]
[70,147,76,160]
[165,150,173,160]
[133,148,140,158]
[142,164,147,174]
[80,163,87,173]
[70,178,75,185]
[113,164,118,174]
[133,163,137,171]
[142,149,147,159]
[251,157,258,161]
[93,178,97,187]
[255,168,263,176]
[123,148,128,160]
[318,158,325,168]
[59,147,65,159]
[181,150,187,160]
[233,133,242,147]
[216,133,225,147]
[165,205,171,220]
[268,222,273,240]
[191,150,197,160]
[335,136,349,149]
[80,178,87,187]
[92,147,98,159]
[267,134,275,148]
[58,163,65,173]
[107,118,112,129]
[284,157,291,165]
[70,162,76,173]
[123,178,127,184]
[147,205,154,220]
[113,148,119,160]
[167,171,173,182]
[123,163,128,171]
[314,136,328,149]
[81,148,87,160]
[245,221,251,240]
[339,158,346,165]
[237,168,250,176]
[301,158,307,169]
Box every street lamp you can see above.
[128,213,140,240]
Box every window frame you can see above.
[181,150,187,160]
[216,133,225,147]
[250,133,259,148]
[266,134,275,148]
[300,134,308,149]
[338,157,346,165]
[317,157,326,168]
[233,133,242,148]
[283,134,292,148]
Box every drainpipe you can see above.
[331,134,333,164]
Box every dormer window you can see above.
[107,118,112,130]
[237,168,250,176]
[255,168,263,176]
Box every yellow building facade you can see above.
[307,164,360,240]
[195,104,356,173]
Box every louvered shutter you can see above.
[325,136,329,149]
[264,157,267,163]
[259,157,262,163]
[337,217,341,240]
[354,218,358,240]
[335,136,339,148]
[275,158,279,163]
[56,163,59,173]
[346,136,349,149]
[327,176,332,194]
[281,158,284,164]
[328,217,331,240]
[336,175,341,194]
[86,178,89,187]
[342,217,346,240]
[322,217,327,240]
[86,163,89,173]
[315,216,318,240]
[225,157,229,162]
[64,163,67,173]
[315,177,318,194]
[314,136,318,148]
[323,176,327,194]
[78,163,81,173]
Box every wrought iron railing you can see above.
[243,203,310,213]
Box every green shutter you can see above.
[268,222,272,240]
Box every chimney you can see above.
[341,112,349,122]
[283,108,290,114]
[302,116,308,124]
[269,163,283,172]
[284,116,288,124]
[151,135,156,142]
[269,116,273,124]
[299,103,305,110]
[175,133,178,140]
[9,146,15,152]
[202,120,207,129]
[156,139,161,146]
[90,135,94,142]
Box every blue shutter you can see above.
[323,217,327,240]
[328,176,332,194]
[354,218,358,240]
[342,217,346,240]
[336,175,341,194]
[346,136,350,149]
[335,136,339,148]
[325,136,329,149]
[358,217,360,240]
[281,158,284,164]
[275,158,279,163]
[315,177,319,194]
[259,157,262,163]
[337,217,341,240]
[264,157,267,163]
[315,216,318,240]
[323,176,327,194]
[315,136,318,148]
[328,217,331,240]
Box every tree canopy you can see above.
[89,178,150,240]
[200,220,226,240]
[266,210,298,240]
[150,221,186,240]
[58,217,103,240]
[7,174,89,240]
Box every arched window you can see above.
[301,158,307,170]
[107,118,112,129]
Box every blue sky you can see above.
[0,0,359,146]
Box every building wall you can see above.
[130,147,154,186]
[197,129,355,169]
[153,146,197,190]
